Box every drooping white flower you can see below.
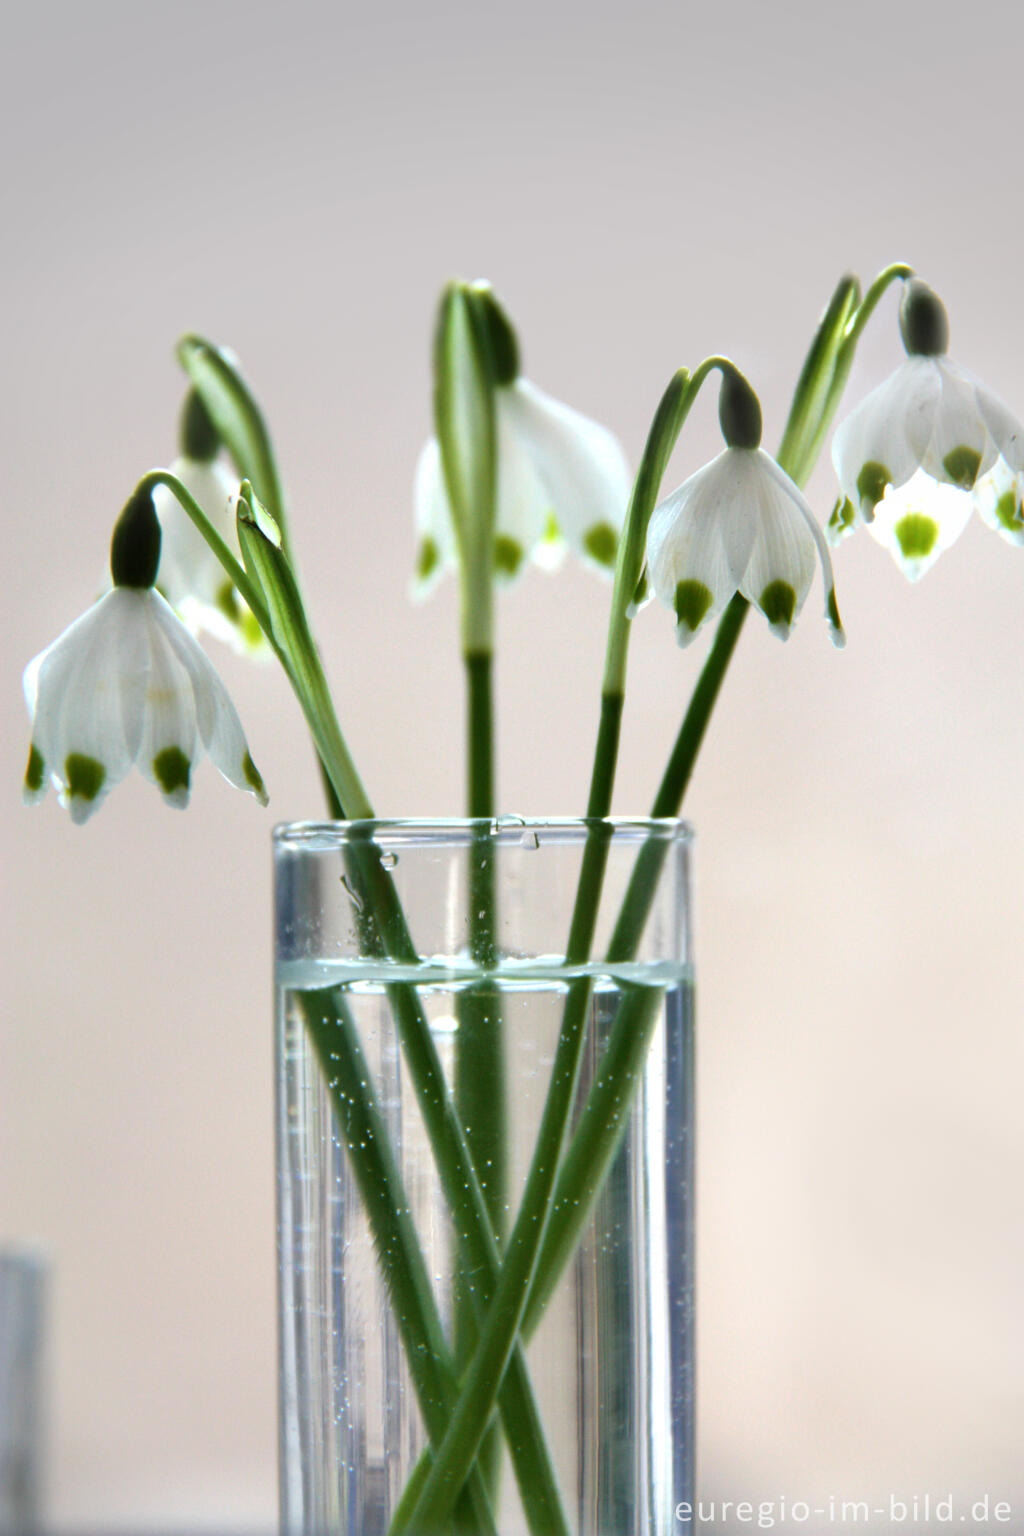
[414,287,631,593]
[647,447,844,648]
[829,278,1024,579]
[151,391,264,650]
[23,490,267,824]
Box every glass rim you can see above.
[273,815,692,852]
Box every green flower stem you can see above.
[775,274,861,477]
[299,985,497,1536]
[443,280,506,1506]
[135,470,272,636]
[393,824,615,1536]
[798,261,914,474]
[519,263,914,1334]
[602,358,736,700]
[235,491,374,819]
[340,849,568,1536]
[465,651,495,817]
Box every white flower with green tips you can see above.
[646,370,844,648]
[829,278,1024,579]
[414,287,630,592]
[23,489,267,824]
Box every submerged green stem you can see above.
[300,987,498,1536]
[394,824,614,1535]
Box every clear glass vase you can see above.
[275,818,694,1536]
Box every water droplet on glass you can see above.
[520,829,540,850]
[380,850,398,870]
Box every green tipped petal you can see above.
[674,579,713,636]
[65,753,106,804]
[153,746,191,803]
[856,460,891,516]
[894,513,939,561]
[994,489,1023,533]
[942,444,981,489]
[759,580,796,635]
[582,521,618,568]
[494,535,524,577]
[827,587,846,649]
[827,496,857,543]
[417,536,440,584]
[24,743,45,798]
[243,751,268,804]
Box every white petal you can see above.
[646,451,756,644]
[973,381,1024,475]
[868,469,973,580]
[918,359,996,487]
[39,591,146,820]
[755,454,845,646]
[492,394,554,580]
[412,438,458,597]
[502,379,631,572]
[973,459,1024,546]
[831,357,940,516]
[135,602,200,809]
[738,454,817,640]
[156,596,267,804]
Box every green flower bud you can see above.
[899,278,949,357]
[180,387,221,462]
[110,487,161,589]
[471,283,520,386]
[718,368,762,449]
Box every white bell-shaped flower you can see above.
[646,369,843,648]
[647,447,844,648]
[23,490,267,824]
[413,288,630,593]
[829,278,1024,579]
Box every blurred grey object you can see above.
[0,1251,46,1536]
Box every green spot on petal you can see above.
[994,489,1022,532]
[583,521,618,568]
[674,579,713,634]
[65,753,105,803]
[494,535,524,576]
[240,608,264,649]
[24,743,44,793]
[894,513,939,561]
[856,461,891,513]
[416,537,439,583]
[543,512,560,543]
[827,587,842,633]
[243,751,267,801]
[759,580,797,632]
[216,579,241,622]
[153,746,191,798]
[942,444,981,489]
[828,497,856,538]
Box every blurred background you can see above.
[3,0,1023,1529]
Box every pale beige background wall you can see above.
[3,0,1023,1529]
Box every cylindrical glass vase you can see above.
[275,819,694,1536]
